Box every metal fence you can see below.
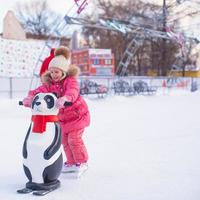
[0,76,199,99]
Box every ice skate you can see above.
[62,163,88,178]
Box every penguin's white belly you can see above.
[23,123,61,183]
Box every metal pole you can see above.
[9,77,13,99]
[163,0,167,29]
[161,0,167,76]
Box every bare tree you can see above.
[81,0,179,76]
[15,0,62,38]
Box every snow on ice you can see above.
[0,88,200,200]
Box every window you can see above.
[105,59,112,65]
[93,59,99,65]
[83,54,88,62]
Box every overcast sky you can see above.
[0,0,167,34]
[1,0,199,39]
[0,0,77,33]
[0,0,164,34]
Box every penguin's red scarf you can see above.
[31,115,59,133]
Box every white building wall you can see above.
[0,38,48,77]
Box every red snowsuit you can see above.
[28,65,90,164]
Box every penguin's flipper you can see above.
[23,123,32,158]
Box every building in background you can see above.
[165,1,200,77]
[3,10,26,40]
[70,30,88,50]
[71,47,115,76]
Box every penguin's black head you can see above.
[31,93,58,115]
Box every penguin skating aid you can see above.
[17,93,66,196]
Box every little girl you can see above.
[23,46,90,173]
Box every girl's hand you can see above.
[56,96,70,108]
[22,96,33,107]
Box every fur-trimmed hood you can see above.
[41,64,80,84]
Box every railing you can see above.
[0,76,198,99]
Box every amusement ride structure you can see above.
[30,0,200,89]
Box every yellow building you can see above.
[168,70,200,78]
[147,67,200,77]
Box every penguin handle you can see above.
[64,101,73,107]
[19,101,23,106]
[19,101,71,106]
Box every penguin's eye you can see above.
[44,95,54,109]
[31,95,39,109]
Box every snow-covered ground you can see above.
[1,88,200,200]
